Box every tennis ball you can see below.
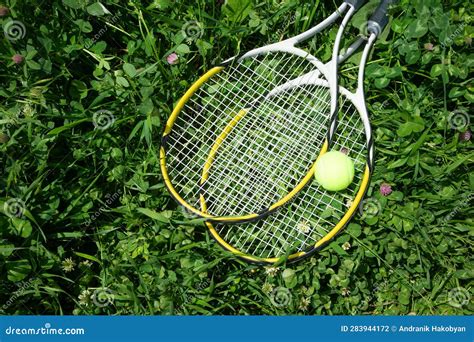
[314,151,354,191]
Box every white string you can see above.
[214,93,368,259]
[205,85,331,215]
[165,51,335,218]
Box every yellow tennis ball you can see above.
[314,151,355,191]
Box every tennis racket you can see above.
[161,0,365,223]
[205,0,395,264]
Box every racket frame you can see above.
[204,0,396,263]
[161,1,365,223]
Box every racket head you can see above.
[204,82,373,264]
[160,47,335,223]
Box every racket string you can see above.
[215,96,367,258]
[167,52,334,217]
[209,90,347,217]
[199,75,332,215]
[168,53,304,174]
[204,88,331,215]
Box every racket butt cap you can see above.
[367,0,397,36]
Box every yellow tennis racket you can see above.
[204,0,395,263]
[161,1,366,223]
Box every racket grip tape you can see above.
[368,0,397,36]
[344,0,366,11]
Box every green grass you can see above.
[0,0,473,315]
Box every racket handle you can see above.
[344,0,366,11]
[368,0,397,36]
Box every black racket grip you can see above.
[367,0,397,36]
[344,0,366,11]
